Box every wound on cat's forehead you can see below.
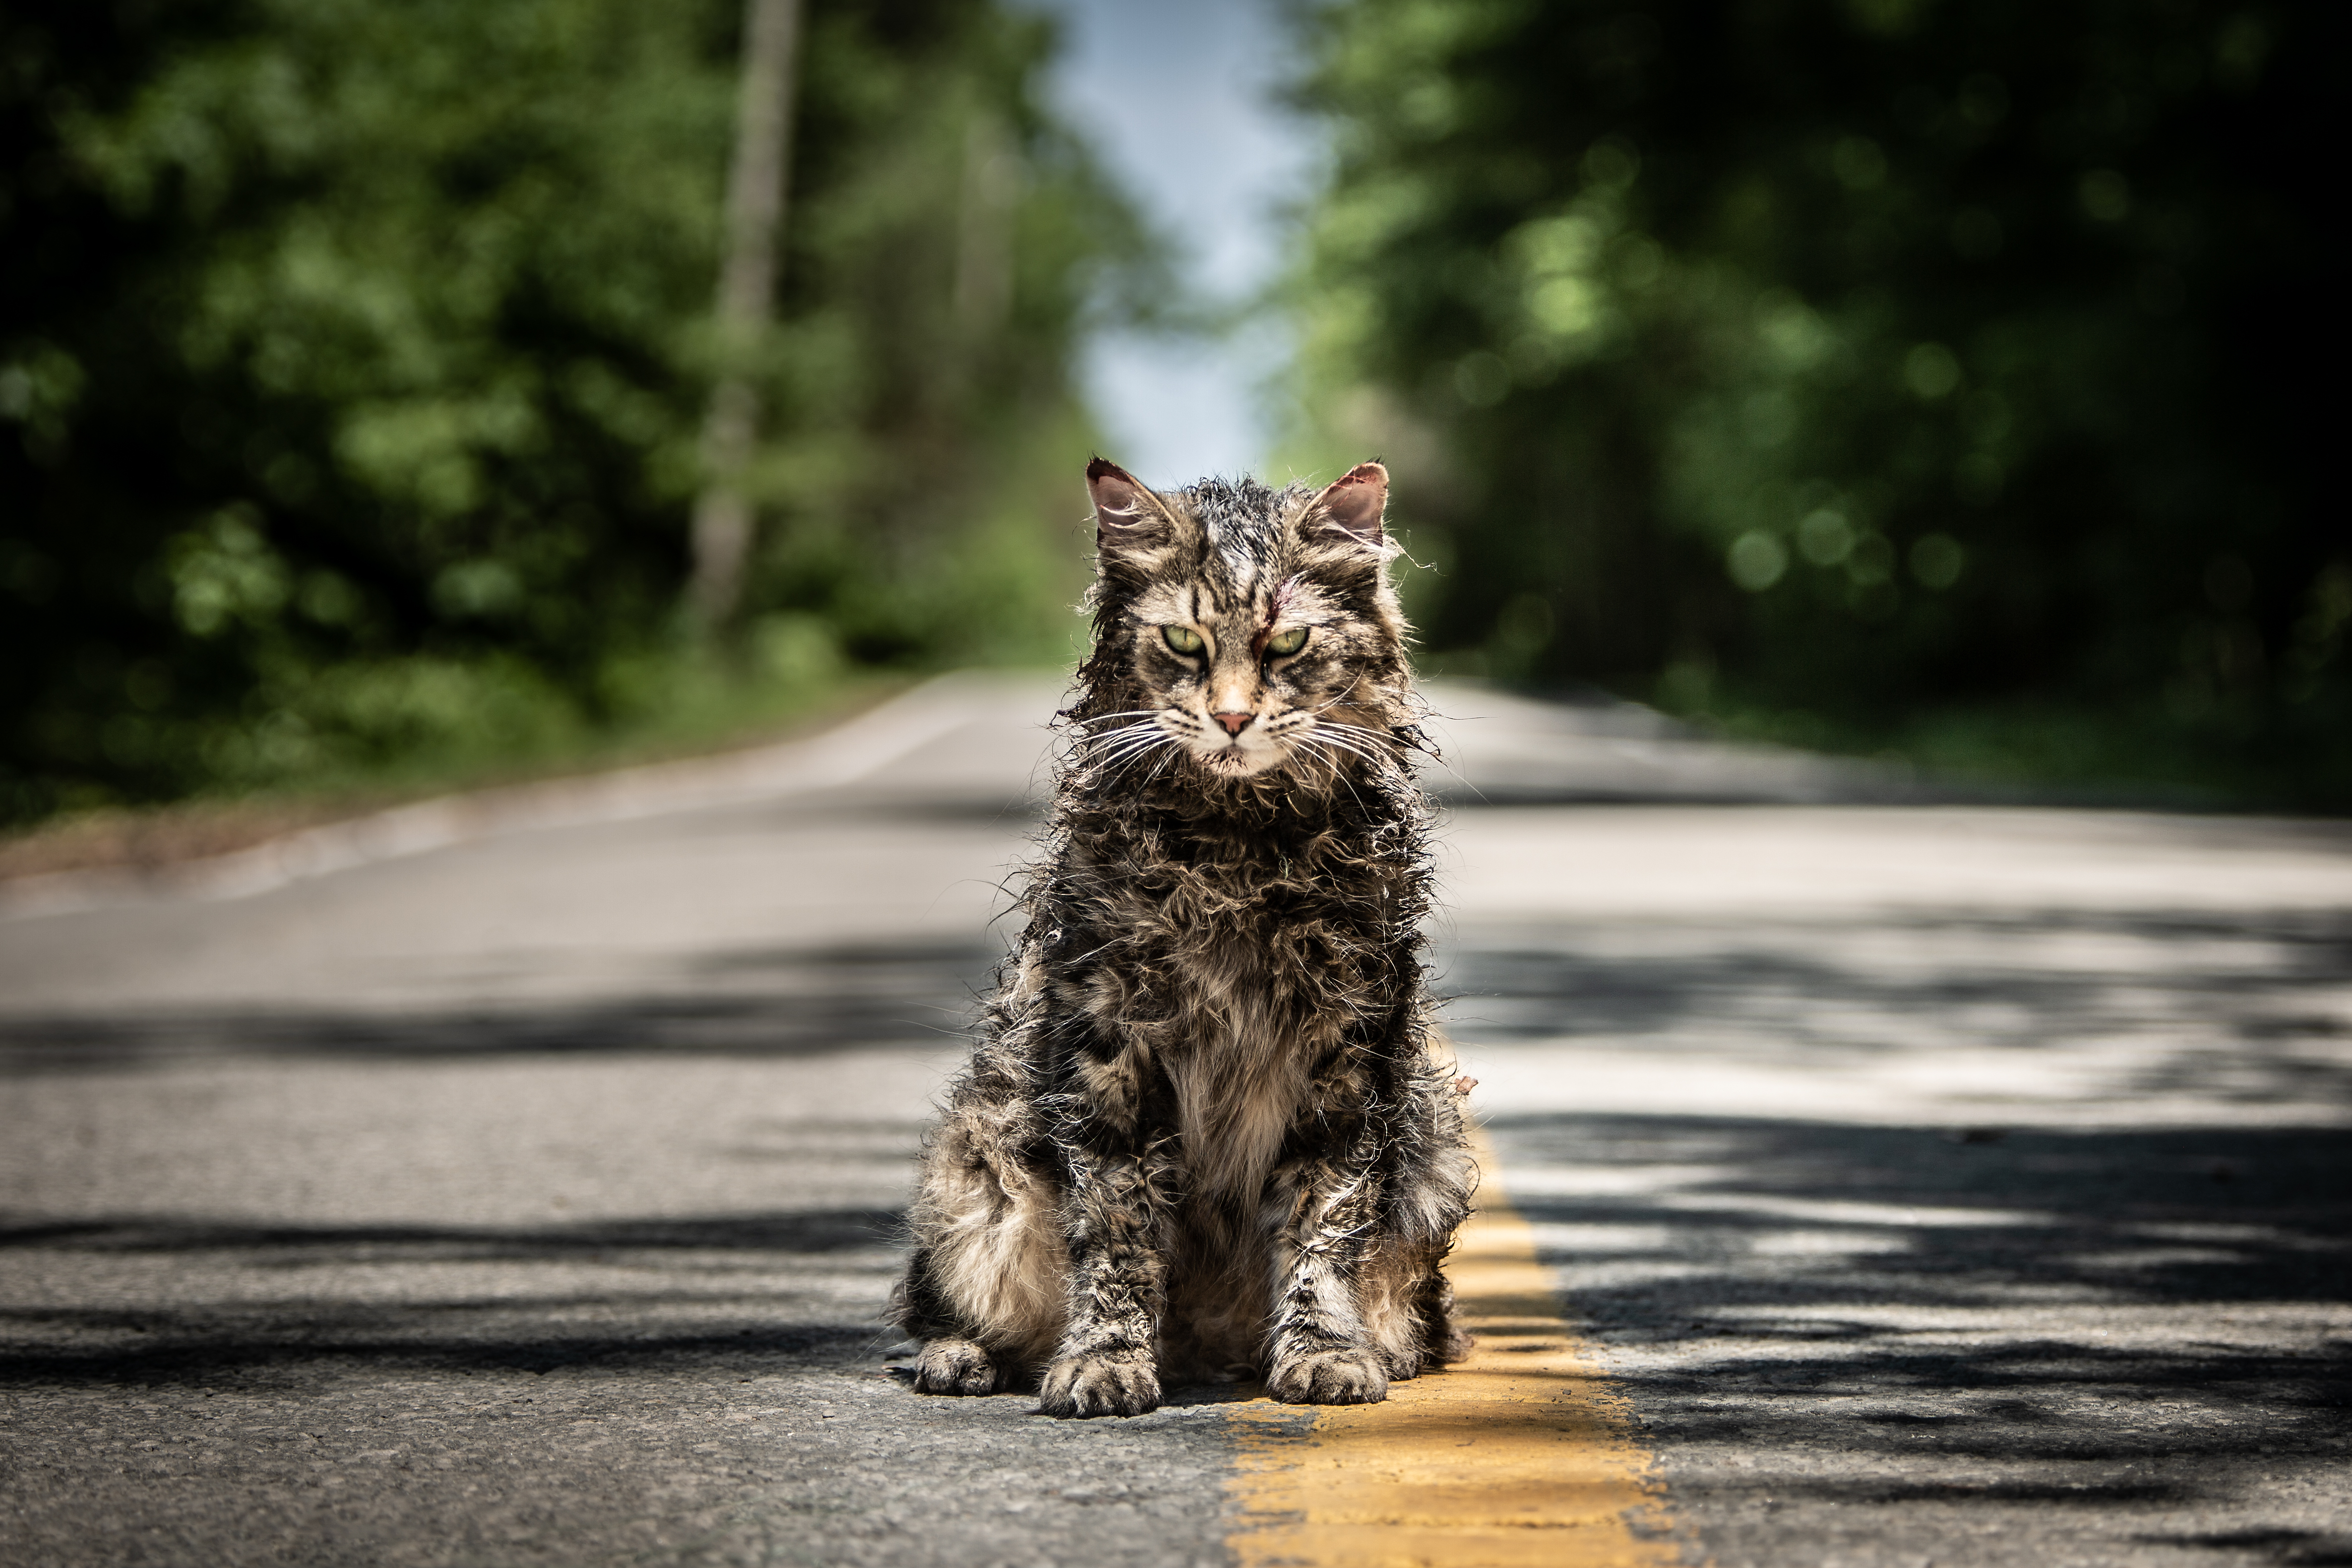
[1251,575,1305,659]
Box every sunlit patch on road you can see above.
[1226,1145,1688,1568]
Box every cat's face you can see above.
[1084,460,1406,782]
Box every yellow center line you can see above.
[1225,1140,1686,1567]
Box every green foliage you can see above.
[1281,0,2342,804]
[0,0,1142,823]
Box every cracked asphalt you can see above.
[2,675,2347,1567]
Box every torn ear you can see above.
[1310,462,1389,545]
[1087,457,1175,550]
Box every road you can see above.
[1,674,2347,1567]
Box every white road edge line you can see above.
[0,671,1060,922]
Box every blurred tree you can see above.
[1282,0,2341,802]
[689,0,807,632]
[0,0,1153,823]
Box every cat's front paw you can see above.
[912,1338,1000,1396]
[1038,1353,1161,1418]
[1269,1347,1389,1405]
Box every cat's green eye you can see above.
[1162,625,1205,655]
[1264,627,1309,658]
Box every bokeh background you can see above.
[2,0,2340,834]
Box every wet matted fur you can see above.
[890,459,1477,1418]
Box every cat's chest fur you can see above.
[1054,811,1395,1198]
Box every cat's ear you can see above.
[1087,457,1181,554]
[1308,462,1389,545]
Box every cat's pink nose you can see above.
[1212,711,1253,736]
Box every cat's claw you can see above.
[1038,1354,1161,1418]
[1269,1347,1389,1405]
[912,1338,1000,1396]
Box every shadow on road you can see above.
[0,1207,906,1258]
[0,1204,910,1387]
[0,1318,887,1387]
[1441,906,2352,1119]
[1503,1115,2352,1317]
[1446,908,2352,1048]
[0,939,1005,1069]
[1492,1113,2352,1566]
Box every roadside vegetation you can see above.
[1278,0,2342,808]
[1,0,1149,832]
[2,0,2340,846]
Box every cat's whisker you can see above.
[1085,750,1146,780]
[1090,749,1166,788]
[1096,731,1169,765]
[1293,744,1350,792]
[1284,735,1372,812]
[1319,720,1421,771]
[1337,774,1378,823]
[1294,741,1360,779]
[1094,731,1178,790]
[1292,727,1358,759]
[1086,741,1163,770]
[1084,719,1165,743]
[1346,722,1468,791]
[1301,730,1388,771]
[1304,731,1407,772]
[1107,753,1176,795]
[1317,713,1450,777]
[1311,718,1405,751]
[1304,723,1381,753]
[1080,723,1170,764]
[1082,745,1151,768]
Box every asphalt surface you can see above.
[1,674,2347,1567]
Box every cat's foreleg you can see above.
[1391,1062,1480,1372]
[1037,1142,1175,1417]
[1335,1042,1484,1382]
[893,1058,1071,1396]
[1262,1133,1393,1404]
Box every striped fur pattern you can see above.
[890,459,1477,1418]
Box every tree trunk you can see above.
[687,0,804,631]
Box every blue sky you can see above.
[1017,0,1324,488]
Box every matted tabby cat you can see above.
[890,458,1476,1418]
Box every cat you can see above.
[889,457,1477,1418]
